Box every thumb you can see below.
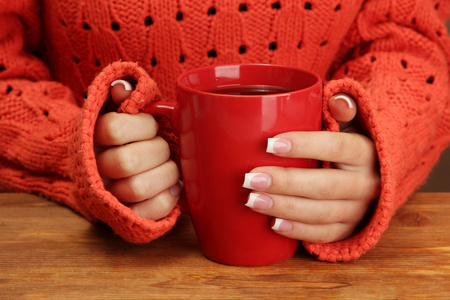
[110,79,133,105]
[328,93,357,123]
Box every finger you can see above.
[94,112,159,146]
[245,193,367,225]
[271,219,355,243]
[243,167,379,201]
[267,131,377,167]
[107,160,179,203]
[97,137,170,179]
[328,93,357,123]
[130,182,182,221]
[111,80,133,105]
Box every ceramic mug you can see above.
[142,64,322,266]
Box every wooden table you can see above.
[1,193,449,299]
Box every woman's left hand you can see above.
[243,93,380,243]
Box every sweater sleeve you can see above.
[0,1,180,243]
[0,1,79,202]
[303,0,450,262]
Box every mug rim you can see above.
[176,63,322,98]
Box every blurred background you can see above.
[418,19,450,192]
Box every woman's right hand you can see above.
[94,80,182,220]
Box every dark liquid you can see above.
[208,84,293,95]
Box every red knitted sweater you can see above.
[1,0,449,262]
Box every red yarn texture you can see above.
[1,0,449,262]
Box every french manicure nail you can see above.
[243,173,272,190]
[245,193,273,210]
[334,94,354,109]
[111,79,133,91]
[272,218,293,232]
[267,138,292,154]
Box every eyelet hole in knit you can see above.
[208,6,216,15]
[208,49,217,58]
[304,2,312,10]
[320,41,327,46]
[334,4,341,11]
[176,11,183,21]
[179,54,185,63]
[74,56,79,63]
[239,45,246,54]
[269,42,277,50]
[401,60,407,68]
[6,86,12,94]
[111,22,120,31]
[297,41,302,49]
[0,65,5,72]
[272,2,281,9]
[427,76,434,84]
[151,57,157,67]
[83,22,91,30]
[239,3,248,12]
[145,16,153,26]
[371,56,376,62]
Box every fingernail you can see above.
[334,94,354,109]
[245,193,273,210]
[267,138,292,154]
[111,79,133,91]
[243,173,272,190]
[170,181,184,197]
[272,218,292,232]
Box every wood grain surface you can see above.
[1,193,449,299]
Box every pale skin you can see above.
[95,81,380,243]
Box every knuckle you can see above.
[127,176,148,200]
[165,160,180,180]
[154,137,171,159]
[138,193,176,220]
[347,204,367,224]
[114,148,138,175]
[158,193,178,214]
[362,172,381,200]
[317,177,338,199]
[139,113,159,136]
[142,117,159,138]
[281,168,296,193]
[103,114,127,143]
[357,136,377,164]
[327,135,349,161]
[145,114,159,133]
[315,207,336,223]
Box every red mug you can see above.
[142,64,322,266]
